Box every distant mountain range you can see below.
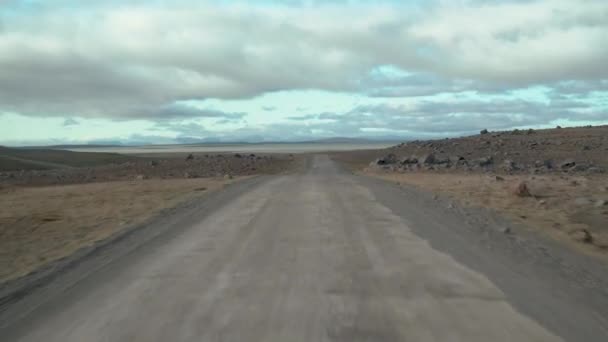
[12,137,405,149]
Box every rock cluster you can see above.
[369,126,607,175]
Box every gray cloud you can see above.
[359,71,513,97]
[549,80,608,97]
[153,105,246,120]
[0,0,606,122]
[287,98,607,135]
[62,117,78,126]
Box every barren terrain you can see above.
[367,172,608,257]
[0,149,299,187]
[0,177,237,283]
[331,125,608,258]
[2,156,608,341]
[0,148,301,285]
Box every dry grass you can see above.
[0,177,239,282]
[365,171,608,258]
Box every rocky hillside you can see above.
[370,125,608,174]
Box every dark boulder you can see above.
[374,154,398,165]
[400,156,418,164]
[420,154,436,165]
[475,156,494,167]
[559,159,576,169]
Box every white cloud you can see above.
[409,0,608,83]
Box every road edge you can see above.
[0,175,270,328]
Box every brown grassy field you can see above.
[0,177,239,283]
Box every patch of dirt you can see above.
[0,177,237,283]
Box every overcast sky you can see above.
[1,0,607,145]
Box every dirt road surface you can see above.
[2,155,607,341]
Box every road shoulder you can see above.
[355,172,608,341]
[0,175,270,329]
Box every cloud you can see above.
[160,122,208,136]
[549,80,608,96]
[287,97,607,134]
[62,117,78,126]
[153,104,246,120]
[0,0,606,122]
[287,113,319,121]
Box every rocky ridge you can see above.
[370,126,608,175]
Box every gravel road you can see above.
[2,155,607,341]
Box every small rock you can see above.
[574,197,591,206]
[556,125,562,129]
[400,156,418,164]
[513,181,532,197]
[560,159,576,169]
[234,153,242,158]
[572,229,594,244]
[450,156,465,164]
[587,167,604,174]
[501,227,512,234]
[224,174,233,180]
[420,154,436,165]
[502,159,517,172]
[476,156,494,167]
[135,174,147,180]
[480,129,489,135]
[375,154,398,165]
[495,175,505,181]
[582,145,591,151]
[594,199,607,208]
[186,153,194,161]
[570,164,588,172]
